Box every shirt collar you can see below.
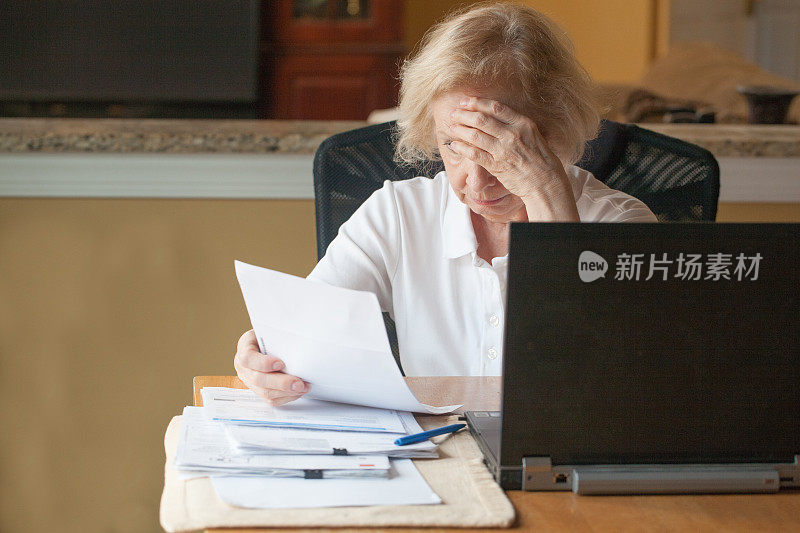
[438,165,582,260]
[565,164,584,202]
[440,172,478,259]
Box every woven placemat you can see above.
[159,414,515,532]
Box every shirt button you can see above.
[487,347,498,360]
[489,314,500,327]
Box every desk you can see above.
[192,376,800,532]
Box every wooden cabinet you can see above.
[260,0,404,120]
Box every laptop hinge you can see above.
[522,456,570,491]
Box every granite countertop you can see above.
[0,119,364,155]
[1,118,799,158]
[644,124,800,158]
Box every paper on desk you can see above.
[235,261,460,414]
[175,407,389,477]
[201,387,407,433]
[210,458,441,509]
[223,410,438,458]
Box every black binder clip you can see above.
[332,448,348,455]
[304,469,323,479]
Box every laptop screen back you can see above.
[501,223,799,467]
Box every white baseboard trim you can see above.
[1,153,799,203]
[0,153,314,199]
[717,157,800,203]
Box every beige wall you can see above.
[0,198,317,533]
[667,0,752,58]
[1,196,799,532]
[404,0,658,83]
[717,202,800,222]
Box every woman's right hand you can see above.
[233,329,309,406]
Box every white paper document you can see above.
[211,459,441,509]
[224,410,438,458]
[175,407,389,478]
[235,260,460,414]
[201,387,408,433]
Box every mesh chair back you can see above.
[314,119,720,259]
[576,121,720,222]
[313,121,442,260]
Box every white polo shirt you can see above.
[308,167,656,376]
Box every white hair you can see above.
[396,1,601,167]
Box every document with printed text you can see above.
[211,459,442,509]
[201,387,408,433]
[223,409,438,458]
[235,261,460,414]
[175,407,390,478]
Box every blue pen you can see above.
[394,423,466,446]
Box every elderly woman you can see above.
[234,2,656,405]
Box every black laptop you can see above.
[465,223,799,494]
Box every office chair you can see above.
[312,119,721,368]
[314,119,720,260]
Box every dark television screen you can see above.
[0,0,258,102]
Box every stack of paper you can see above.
[170,260,463,508]
[204,388,439,459]
[174,388,441,479]
[175,406,391,479]
[173,387,447,508]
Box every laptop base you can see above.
[464,410,524,489]
[465,412,800,493]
